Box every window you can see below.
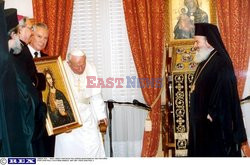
[68,0,147,157]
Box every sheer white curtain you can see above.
[241,60,250,145]
[67,0,148,157]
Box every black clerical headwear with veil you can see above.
[194,23,234,69]
[4,8,18,32]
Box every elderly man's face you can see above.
[193,35,207,50]
[30,27,49,51]
[193,35,212,63]
[68,55,86,75]
[19,19,33,44]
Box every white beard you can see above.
[194,47,213,63]
[9,38,22,54]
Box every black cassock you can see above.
[0,1,40,156]
[188,50,247,157]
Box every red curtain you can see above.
[123,0,165,156]
[32,0,73,59]
[216,0,250,97]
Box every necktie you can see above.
[34,52,38,58]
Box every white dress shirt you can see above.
[27,45,41,58]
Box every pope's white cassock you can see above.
[54,60,106,158]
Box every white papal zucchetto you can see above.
[70,49,86,57]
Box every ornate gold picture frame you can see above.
[35,56,82,136]
[166,0,217,46]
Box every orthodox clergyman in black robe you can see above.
[0,1,40,156]
[188,23,248,157]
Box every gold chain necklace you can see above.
[190,50,217,93]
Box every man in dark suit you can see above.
[27,23,49,58]
[29,23,56,157]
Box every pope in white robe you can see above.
[54,50,107,158]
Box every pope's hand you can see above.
[99,118,108,126]
[99,118,108,134]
